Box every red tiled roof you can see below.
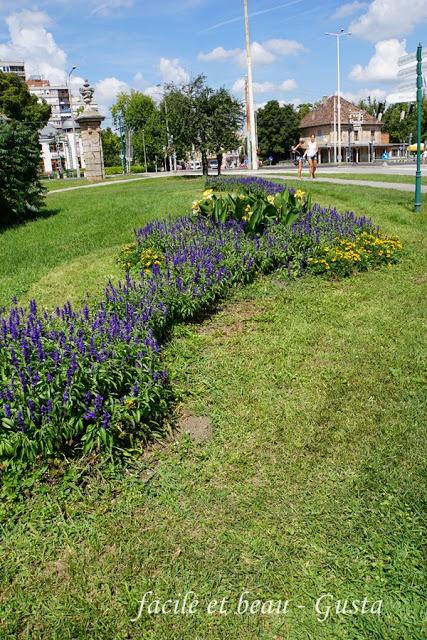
[299,96,382,129]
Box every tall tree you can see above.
[257,100,299,163]
[101,127,121,166]
[111,91,163,167]
[208,88,244,175]
[164,75,243,175]
[0,72,50,223]
[0,72,50,128]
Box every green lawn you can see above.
[0,177,199,308]
[42,173,149,192]
[0,179,426,639]
[277,171,427,185]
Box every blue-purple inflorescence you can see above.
[0,179,376,463]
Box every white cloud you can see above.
[349,0,427,42]
[280,79,297,91]
[198,46,239,62]
[232,77,297,95]
[143,85,164,103]
[263,39,306,56]
[95,76,130,115]
[237,42,276,66]
[90,0,133,17]
[332,1,368,19]
[0,10,67,85]
[349,38,407,83]
[342,87,387,102]
[198,38,306,68]
[159,57,189,85]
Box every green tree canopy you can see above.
[100,127,121,167]
[0,72,49,223]
[257,100,299,163]
[164,75,243,175]
[0,72,51,129]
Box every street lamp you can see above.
[67,65,81,178]
[244,0,258,171]
[325,30,351,164]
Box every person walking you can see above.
[423,143,427,165]
[304,134,318,179]
[292,138,305,179]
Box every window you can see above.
[370,130,375,139]
[354,131,359,141]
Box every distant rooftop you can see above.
[300,96,381,129]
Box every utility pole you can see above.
[244,0,258,170]
[326,30,351,163]
[67,66,81,178]
[415,42,423,212]
[163,96,172,172]
[142,128,148,173]
[118,113,126,174]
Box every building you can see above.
[299,96,398,163]
[27,77,84,175]
[27,77,72,128]
[0,60,26,79]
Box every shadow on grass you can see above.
[0,206,60,235]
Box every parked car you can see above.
[189,160,201,170]
[208,160,218,169]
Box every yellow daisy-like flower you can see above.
[295,189,305,199]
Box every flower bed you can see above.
[0,179,402,466]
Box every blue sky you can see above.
[0,0,426,120]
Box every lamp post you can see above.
[67,65,81,178]
[325,30,351,164]
[244,0,258,171]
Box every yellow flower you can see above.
[267,195,275,204]
[203,189,214,198]
[295,189,305,199]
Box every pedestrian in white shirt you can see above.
[304,134,318,179]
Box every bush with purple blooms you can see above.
[0,177,400,466]
[206,175,288,197]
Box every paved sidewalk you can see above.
[46,170,427,195]
[245,171,427,193]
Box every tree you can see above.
[296,103,313,122]
[207,88,244,175]
[101,127,121,166]
[164,75,243,175]
[381,98,427,143]
[257,100,299,163]
[0,119,45,223]
[0,72,51,223]
[111,91,165,168]
[0,72,50,128]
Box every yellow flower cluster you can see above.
[295,189,306,200]
[308,231,402,274]
[242,203,253,221]
[118,242,137,270]
[140,248,163,273]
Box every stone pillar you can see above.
[76,79,105,181]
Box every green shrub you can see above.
[192,187,311,234]
[0,120,44,223]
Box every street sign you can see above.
[398,62,427,78]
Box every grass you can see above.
[42,173,150,192]
[0,177,200,308]
[0,179,426,639]
[276,171,427,185]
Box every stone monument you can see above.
[76,79,105,181]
